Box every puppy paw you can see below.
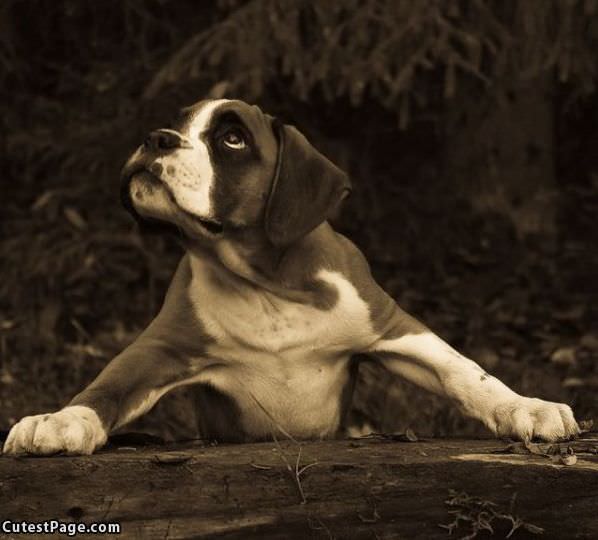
[2,406,107,456]
[490,396,580,442]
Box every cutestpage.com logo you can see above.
[2,519,121,536]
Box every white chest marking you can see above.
[184,256,380,439]
[189,257,377,361]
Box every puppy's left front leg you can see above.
[3,337,211,455]
[366,306,579,442]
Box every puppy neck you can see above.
[187,227,327,304]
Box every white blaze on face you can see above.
[149,99,231,220]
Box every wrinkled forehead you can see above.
[178,99,276,150]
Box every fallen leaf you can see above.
[580,333,598,351]
[554,305,585,321]
[524,440,557,456]
[562,377,585,388]
[505,442,530,455]
[560,453,577,466]
[550,346,577,366]
[0,370,15,385]
[522,522,545,534]
[250,462,272,470]
[405,428,418,442]
[0,320,17,331]
[64,207,87,230]
[153,452,193,465]
[31,190,55,211]
[579,419,594,433]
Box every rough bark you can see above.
[1,435,597,539]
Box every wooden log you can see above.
[1,435,597,539]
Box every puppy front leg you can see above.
[366,307,579,441]
[3,338,210,455]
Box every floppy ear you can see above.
[265,122,352,246]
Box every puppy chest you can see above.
[200,355,354,439]
[190,268,377,355]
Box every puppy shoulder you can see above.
[275,225,354,280]
[327,230,427,337]
[278,225,392,321]
[329,232,393,316]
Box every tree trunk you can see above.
[444,75,556,238]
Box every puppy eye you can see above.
[221,130,247,150]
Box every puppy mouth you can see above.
[128,169,224,235]
[189,212,224,235]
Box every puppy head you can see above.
[121,99,350,247]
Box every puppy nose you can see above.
[144,129,192,151]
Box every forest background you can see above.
[1,0,596,439]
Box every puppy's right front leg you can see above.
[3,338,211,455]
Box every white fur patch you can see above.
[132,99,231,222]
[190,256,376,356]
[370,331,579,441]
[155,99,230,219]
[115,389,165,430]
[2,405,106,456]
[187,99,231,140]
[114,373,211,429]
[371,331,516,414]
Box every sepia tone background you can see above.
[1,0,597,440]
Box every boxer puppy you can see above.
[3,99,579,455]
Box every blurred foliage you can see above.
[147,0,598,126]
[0,0,202,422]
[0,0,597,437]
